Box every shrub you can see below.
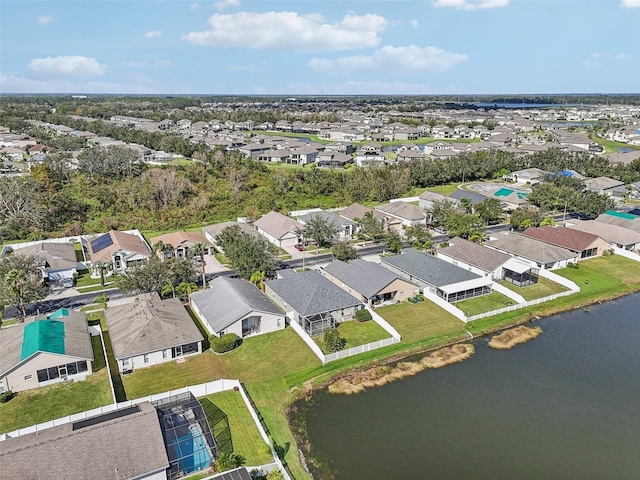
[355,309,372,322]
[216,452,245,472]
[567,261,580,269]
[324,328,347,352]
[267,470,285,480]
[0,390,15,403]
[210,333,240,353]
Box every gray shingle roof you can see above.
[449,189,488,205]
[202,221,261,241]
[190,277,282,333]
[265,270,362,316]
[566,219,640,247]
[254,211,303,239]
[297,211,355,228]
[12,242,78,271]
[486,233,577,264]
[0,402,169,480]
[381,248,481,287]
[105,292,203,359]
[322,259,412,299]
[0,309,93,377]
[375,202,427,221]
[437,237,511,273]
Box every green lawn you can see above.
[123,327,319,399]
[0,368,113,434]
[589,134,640,155]
[74,242,85,262]
[455,291,516,316]
[555,255,640,297]
[500,276,569,301]
[376,299,467,344]
[313,320,390,353]
[201,391,273,466]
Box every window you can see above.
[24,375,33,381]
[37,369,49,382]
[277,318,282,328]
[144,354,149,363]
[48,366,59,380]
[77,361,88,373]
[67,362,78,375]
[122,358,130,366]
[163,350,168,359]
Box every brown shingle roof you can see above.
[87,230,151,264]
[254,211,303,239]
[521,226,601,252]
[150,231,211,249]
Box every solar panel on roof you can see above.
[72,405,141,430]
[627,208,640,217]
[90,233,113,253]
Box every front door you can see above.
[59,366,68,380]
[173,346,183,358]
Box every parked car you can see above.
[294,244,305,251]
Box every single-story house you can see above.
[437,237,539,286]
[190,277,285,338]
[316,151,353,168]
[321,259,419,306]
[297,211,357,240]
[521,226,611,260]
[9,241,84,289]
[0,402,170,480]
[0,308,93,393]
[565,219,640,251]
[594,211,640,233]
[449,189,489,206]
[150,231,213,260]
[254,211,303,248]
[374,202,428,228]
[485,233,579,270]
[418,191,457,211]
[396,150,426,162]
[264,270,364,335]
[105,292,204,372]
[339,203,385,223]
[507,168,548,185]
[202,221,262,253]
[380,248,493,303]
[86,229,152,275]
[584,176,625,196]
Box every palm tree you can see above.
[161,281,176,299]
[5,269,28,318]
[176,281,198,301]
[249,271,266,291]
[192,242,207,288]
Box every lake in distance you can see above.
[303,293,640,480]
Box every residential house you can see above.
[289,146,319,165]
[9,241,83,289]
[264,270,364,335]
[0,309,93,393]
[316,151,353,168]
[584,176,625,196]
[190,277,285,338]
[0,402,170,480]
[565,219,640,251]
[254,211,303,248]
[521,226,611,259]
[485,232,578,270]
[374,202,428,228]
[105,292,204,372]
[354,148,386,167]
[594,211,640,233]
[436,237,539,286]
[237,143,271,158]
[507,168,548,184]
[396,150,426,162]
[418,191,458,211]
[340,203,384,223]
[150,232,213,260]
[256,149,291,163]
[449,189,488,207]
[321,259,419,306]
[297,211,357,240]
[380,248,493,303]
[202,221,262,253]
[86,230,152,274]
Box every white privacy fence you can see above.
[287,308,402,365]
[1,378,292,479]
[612,247,640,262]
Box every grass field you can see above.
[500,276,569,301]
[313,320,390,353]
[201,390,273,466]
[376,299,467,344]
[556,255,640,296]
[589,134,640,155]
[455,291,516,316]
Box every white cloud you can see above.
[144,30,164,38]
[621,0,640,7]
[28,56,107,77]
[308,45,468,75]
[36,15,53,24]
[0,73,160,94]
[614,53,632,59]
[253,80,439,95]
[433,0,509,11]
[183,12,387,52]
[215,0,240,10]
[190,2,201,10]
[410,19,419,28]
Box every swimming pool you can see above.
[173,425,213,474]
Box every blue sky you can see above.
[1,0,639,94]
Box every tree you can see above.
[324,328,347,352]
[215,452,246,473]
[298,214,340,248]
[475,198,503,225]
[176,281,198,301]
[215,225,278,279]
[385,228,403,254]
[446,213,484,239]
[459,196,473,214]
[118,256,172,294]
[0,254,48,318]
[540,216,556,226]
[249,270,266,291]
[357,211,386,242]
[332,240,357,262]
[429,200,457,228]
[404,224,432,244]
[192,242,207,288]
[510,208,542,231]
